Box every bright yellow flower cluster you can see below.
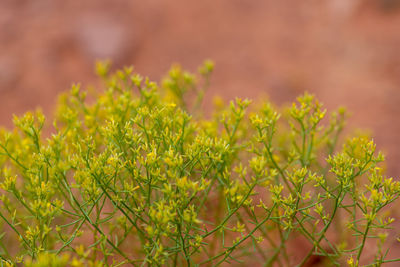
[0,61,399,266]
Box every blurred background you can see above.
[0,0,400,176]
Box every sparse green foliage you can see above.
[0,61,399,266]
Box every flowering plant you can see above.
[0,61,399,266]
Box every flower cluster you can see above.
[0,61,399,266]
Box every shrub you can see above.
[0,61,399,266]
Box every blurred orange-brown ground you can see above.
[1,0,400,178]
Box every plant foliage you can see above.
[0,61,399,266]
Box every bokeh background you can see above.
[1,0,400,176]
